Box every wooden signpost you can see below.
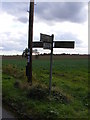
[26,0,34,85]
[26,0,75,95]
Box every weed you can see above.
[27,84,49,100]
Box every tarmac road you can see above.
[2,107,17,120]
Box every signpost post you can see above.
[49,34,54,95]
[40,33,54,95]
[26,0,34,85]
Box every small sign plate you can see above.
[40,33,52,43]
[43,43,51,49]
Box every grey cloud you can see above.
[55,32,82,47]
[1,32,27,51]
[2,40,26,52]
[2,2,28,23]
[35,2,87,23]
[17,17,28,23]
[2,2,87,24]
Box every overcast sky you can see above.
[0,1,89,55]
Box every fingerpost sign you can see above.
[28,33,75,95]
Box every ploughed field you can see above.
[2,55,89,119]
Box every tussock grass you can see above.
[3,64,26,79]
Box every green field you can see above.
[2,56,89,119]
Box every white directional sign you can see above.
[43,43,51,49]
[40,33,52,43]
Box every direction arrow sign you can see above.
[54,41,75,48]
[32,42,43,48]
[32,41,75,49]
[40,33,52,43]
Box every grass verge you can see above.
[2,59,89,119]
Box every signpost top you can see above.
[40,33,52,43]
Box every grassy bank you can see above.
[2,57,89,119]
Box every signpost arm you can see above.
[27,0,34,84]
[49,34,54,95]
